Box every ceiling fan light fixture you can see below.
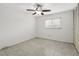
[36,11,41,15]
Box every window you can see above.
[45,18,62,28]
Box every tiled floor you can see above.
[0,38,79,56]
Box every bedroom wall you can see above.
[36,10,73,43]
[0,4,36,49]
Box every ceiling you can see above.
[0,3,77,15]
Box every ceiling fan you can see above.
[26,3,51,15]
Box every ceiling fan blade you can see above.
[32,12,36,15]
[27,9,35,11]
[42,10,51,12]
[41,13,44,15]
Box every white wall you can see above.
[36,10,73,43]
[0,4,36,49]
[73,4,79,52]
